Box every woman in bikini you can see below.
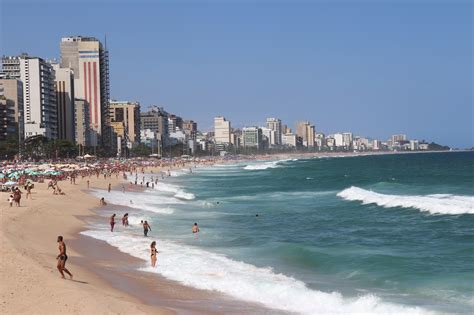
[150,241,157,267]
[122,213,128,226]
[110,214,116,232]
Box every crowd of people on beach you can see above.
[2,156,223,279]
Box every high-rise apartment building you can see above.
[266,118,282,145]
[214,116,231,144]
[140,106,169,145]
[296,121,310,144]
[74,99,91,147]
[51,63,75,142]
[342,132,353,148]
[315,133,325,149]
[168,114,183,133]
[2,55,57,139]
[334,132,352,149]
[60,36,110,145]
[0,79,24,142]
[296,121,315,147]
[261,127,276,148]
[282,133,297,147]
[242,127,263,149]
[0,94,16,141]
[183,120,197,140]
[109,100,141,146]
[391,134,407,143]
[306,125,315,148]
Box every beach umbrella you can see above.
[4,181,18,186]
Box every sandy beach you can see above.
[0,167,176,314]
[0,162,278,314]
[1,151,455,314]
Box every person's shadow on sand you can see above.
[69,279,88,284]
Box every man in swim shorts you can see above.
[56,236,73,279]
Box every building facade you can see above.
[261,127,276,148]
[60,36,110,146]
[266,117,282,145]
[183,120,197,140]
[282,133,297,147]
[2,55,57,139]
[52,63,75,142]
[0,95,16,141]
[74,99,91,147]
[109,100,141,146]
[214,116,231,144]
[0,79,24,142]
[242,127,262,149]
[140,106,169,145]
[391,134,407,143]
[168,114,183,134]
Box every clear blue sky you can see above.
[1,0,472,147]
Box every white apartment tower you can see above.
[1,55,58,139]
[266,117,282,145]
[214,116,231,144]
[60,36,110,145]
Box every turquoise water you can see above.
[84,152,474,314]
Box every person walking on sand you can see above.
[56,236,73,279]
[192,222,200,233]
[110,214,116,232]
[87,180,90,189]
[13,188,21,207]
[26,185,32,199]
[8,195,14,207]
[150,241,157,267]
[143,220,151,236]
[108,183,111,193]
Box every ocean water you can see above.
[82,152,474,314]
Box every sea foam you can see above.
[81,229,430,315]
[153,182,196,200]
[90,188,180,214]
[243,158,296,170]
[337,186,474,215]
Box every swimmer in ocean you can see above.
[192,222,200,233]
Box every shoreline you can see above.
[0,169,171,314]
[1,150,467,314]
[0,162,278,314]
[74,197,278,314]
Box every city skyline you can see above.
[1,0,472,147]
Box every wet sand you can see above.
[1,165,279,314]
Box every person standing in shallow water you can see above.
[192,222,200,233]
[143,220,151,236]
[122,213,129,227]
[150,241,157,267]
[110,214,116,232]
[56,236,73,279]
